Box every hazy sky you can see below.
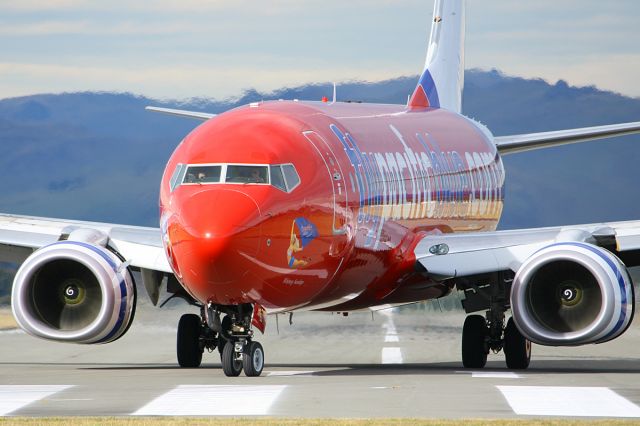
[1,0,639,100]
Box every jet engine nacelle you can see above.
[11,241,136,344]
[511,242,634,346]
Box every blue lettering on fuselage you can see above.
[328,123,503,248]
[331,125,365,221]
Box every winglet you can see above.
[409,0,465,112]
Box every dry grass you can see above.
[0,310,17,330]
[1,419,639,426]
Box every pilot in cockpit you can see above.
[249,168,265,183]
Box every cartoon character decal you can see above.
[287,217,318,269]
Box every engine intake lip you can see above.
[11,242,134,344]
[511,243,628,346]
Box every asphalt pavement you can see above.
[1,297,640,419]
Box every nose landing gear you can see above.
[220,338,264,377]
[175,303,265,377]
[243,341,265,377]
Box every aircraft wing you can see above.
[415,220,640,281]
[0,213,171,273]
[145,106,216,121]
[495,121,640,155]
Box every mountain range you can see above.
[1,69,639,231]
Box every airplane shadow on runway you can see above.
[4,358,637,376]
[264,359,640,376]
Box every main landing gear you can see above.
[176,303,265,377]
[459,272,531,370]
[462,314,531,369]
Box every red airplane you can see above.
[4,0,640,377]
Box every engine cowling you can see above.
[11,240,136,344]
[511,242,634,346]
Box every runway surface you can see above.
[1,300,640,419]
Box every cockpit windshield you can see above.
[225,165,268,183]
[171,163,299,193]
[183,165,222,184]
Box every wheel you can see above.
[217,336,226,357]
[243,341,264,377]
[504,317,531,369]
[217,315,231,358]
[221,341,243,377]
[462,314,488,368]
[177,314,203,368]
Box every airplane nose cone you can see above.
[170,189,262,301]
[180,189,261,242]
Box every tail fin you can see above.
[408,0,465,113]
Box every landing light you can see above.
[429,243,449,255]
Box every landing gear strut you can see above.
[459,272,531,369]
[175,303,265,377]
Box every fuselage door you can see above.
[303,131,348,237]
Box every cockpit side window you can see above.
[269,163,300,192]
[282,164,301,191]
[183,165,222,184]
[169,163,187,192]
[269,166,287,191]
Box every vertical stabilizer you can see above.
[408,0,465,112]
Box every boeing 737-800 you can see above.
[3,0,640,377]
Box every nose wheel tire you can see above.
[221,341,243,377]
[217,315,231,359]
[243,341,264,377]
[504,317,531,369]
[177,314,203,368]
[462,314,488,369]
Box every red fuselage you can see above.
[159,101,504,312]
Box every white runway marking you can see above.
[0,385,72,416]
[379,309,403,364]
[381,347,403,364]
[133,385,286,416]
[0,329,24,335]
[498,386,640,417]
[471,372,521,379]
[50,398,92,401]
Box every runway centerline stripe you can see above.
[0,385,73,416]
[132,385,286,416]
[380,310,403,363]
[497,386,640,417]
